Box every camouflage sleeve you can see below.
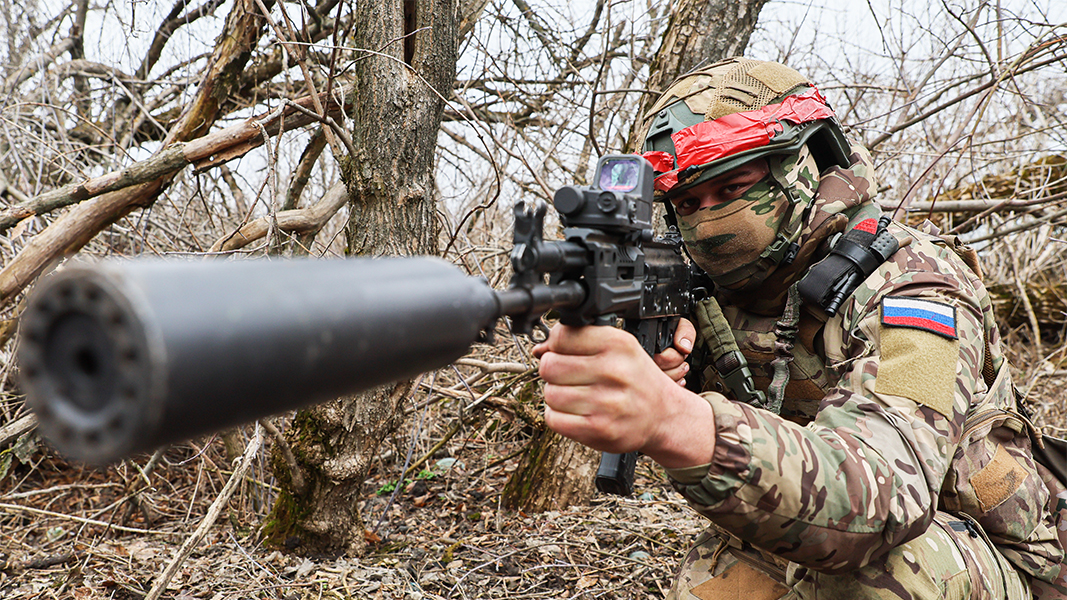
[670,231,980,573]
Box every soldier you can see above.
[533,58,1066,599]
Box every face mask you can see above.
[676,178,789,278]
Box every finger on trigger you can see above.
[674,318,696,354]
[654,349,683,370]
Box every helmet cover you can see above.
[634,58,852,289]
[637,57,850,199]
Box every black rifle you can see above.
[18,155,698,495]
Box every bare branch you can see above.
[210,181,347,252]
[0,91,350,233]
[2,37,76,93]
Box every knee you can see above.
[668,531,791,600]
[791,513,1029,600]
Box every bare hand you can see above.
[654,318,696,387]
[532,323,717,468]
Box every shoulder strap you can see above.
[693,296,770,411]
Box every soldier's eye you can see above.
[674,197,699,216]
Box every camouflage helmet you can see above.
[637,57,852,199]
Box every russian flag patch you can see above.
[881,296,957,339]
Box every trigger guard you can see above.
[657,316,681,354]
[531,319,550,343]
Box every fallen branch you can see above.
[0,414,37,449]
[145,423,263,600]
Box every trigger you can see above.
[658,316,681,354]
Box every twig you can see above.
[0,414,36,448]
[144,423,263,600]
[0,503,172,535]
[120,448,167,526]
[471,443,530,476]
[253,0,345,157]
[403,419,467,482]
[279,98,357,163]
[868,49,1067,149]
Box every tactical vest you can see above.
[695,303,832,424]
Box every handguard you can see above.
[798,217,899,316]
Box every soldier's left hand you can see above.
[654,318,695,387]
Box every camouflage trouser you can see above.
[667,512,1031,600]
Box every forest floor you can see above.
[0,406,709,600]
[0,334,1064,600]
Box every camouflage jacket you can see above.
[669,208,1065,588]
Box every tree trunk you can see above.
[506,0,771,513]
[263,0,458,557]
[627,0,771,151]
[502,428,599,512]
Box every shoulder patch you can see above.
[881,296,957,340]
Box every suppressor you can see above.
[18,257,501,465]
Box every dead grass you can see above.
[0,431,702,599]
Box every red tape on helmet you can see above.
[643,151,675,173]
[642,88,835,193]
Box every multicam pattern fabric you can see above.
[666,512,1031,600]
[643,57,810,124]
[673,150,1066,598]
[677,146,819,284]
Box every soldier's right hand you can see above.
[533,323,717,469]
